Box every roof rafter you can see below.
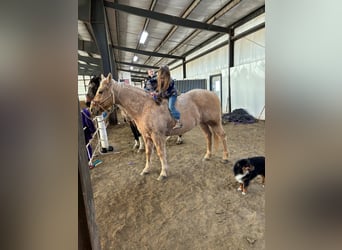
[112,45,184,59]
[116,61,159,69]
[78,55,102,65]
[104,1,229,33]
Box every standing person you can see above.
[81,105,97,169]
[144,68,157,92]
[147,68,156,79]
[153,65,182,129]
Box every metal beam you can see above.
[78,66,102,77]
[78,63,102,71]
[91,0,116,76]
[186,40,229,65]
[228,28,234,113]
[168,33,224,67]
[78,39,98,54]
[78,68,94,76]
[143,0,201,66]
[182,59,186,79]
[112,45,184,60]
[131,78,144,83]
[116,61,159,69]
[152,0,240,66]
[230,5,265,29]
[169,6,265,68]
[78,0,91,22]
[185,33,224,58]
[104,1,229,33]
[118,68,148,75]
[232,22,265,41]
[136,0,158,52]
[78,55,102,65]
[131,74,146,79]
[79,40,183,63]
[128,72,147,77]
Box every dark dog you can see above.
[233,156,265,195]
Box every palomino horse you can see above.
[87,75,183,151]
[90,73,229,180]
[86,76,145,152]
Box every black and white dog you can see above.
[233,156,265,195]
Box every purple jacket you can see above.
[81,108,96,143]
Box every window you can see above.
[78,75,91,101]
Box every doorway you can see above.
[210,74,222,104]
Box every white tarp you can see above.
[230,60,265,120]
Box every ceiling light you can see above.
[130,66,134,70]
[139,30,148,44]
[133,55,138,62]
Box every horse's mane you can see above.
[90,75,101,85]
[112,81,150,100]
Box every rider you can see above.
[153,65,182,130]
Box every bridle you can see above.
[91,82,116,114]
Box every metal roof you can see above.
[78,0,265,81]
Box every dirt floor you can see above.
[90,116,265,250]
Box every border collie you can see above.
[233,156,265,195]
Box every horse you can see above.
[86,76,183,152]
[85,75,101,107]
[86,75,145,152]
[90,73,229,180]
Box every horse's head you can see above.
[86,75,100,107]
[90,73,115,116]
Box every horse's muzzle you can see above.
[90,102,101,116]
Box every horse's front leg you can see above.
[152,134,168,180]
[200,124,212,160]
[140,137,153,175]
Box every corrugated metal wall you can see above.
[174,79,207,93]
[170,14,265,117]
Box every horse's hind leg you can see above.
[199,123,212,160]
[138,136,145,152]
[211,124,229,163]
[140,137,153,175]
[151,134,168,180]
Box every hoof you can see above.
[221,159,229,164]
[133,141,139,150]
[242,192,246,195]
[137,148,145,153]
[202,157,210,161]
[157,175,167,181]
[140,171,149,176]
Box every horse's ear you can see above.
[101,74,105,80]
[107,73,112,81]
